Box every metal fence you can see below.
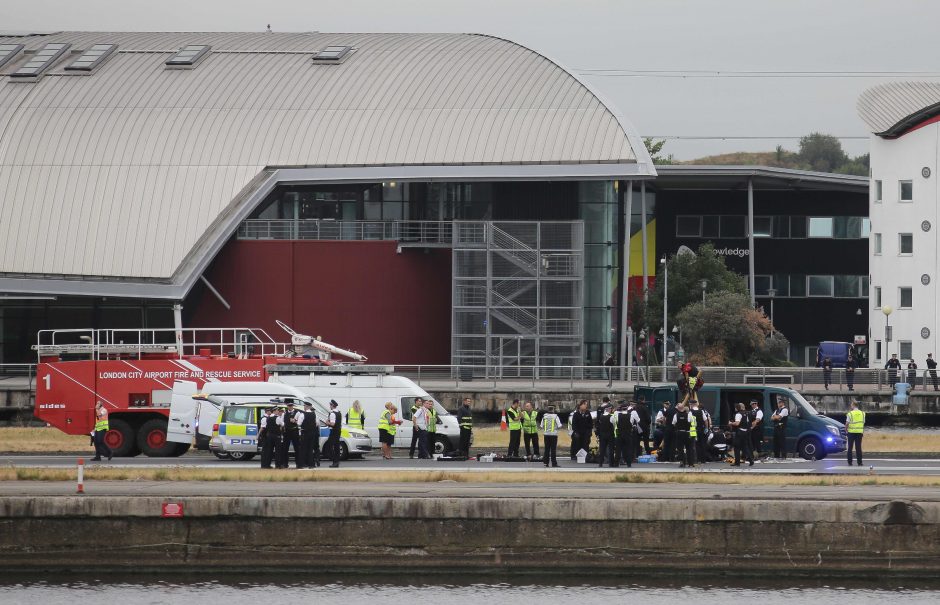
[237,220,454,244]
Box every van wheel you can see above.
[798,437,824,461]
[434,436,452,454]
[228,451,255,462]
[137,419,179,457]
[104,419,140,457]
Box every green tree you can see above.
[644,243,748,336]
[797,132,847,173]
[643,137,675,165]
[675,291,787,366]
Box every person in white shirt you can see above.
[731,402,754,466]
[540,406,562,467]
[749,400,765,457]
[611,402,640,467]
[413,400,431,459]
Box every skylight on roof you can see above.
[0,44,24,69]
[65,44,117,72]
[10,42,70,78]
[312,45,352,63]
[166,45,210,67]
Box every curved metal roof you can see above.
[857,81,940,138]
[0,31,653,293]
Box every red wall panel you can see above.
[185,240,452,365]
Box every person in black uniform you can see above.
[907,359,919,390]
[886,354,901,384]
[821,356,833,390]
[731,402,753,466]
[570,400,594,460]
[846,352,856,391]
[457,398,473,457]
[325,400,342,467]
[259,407,276,469]
[595,403,614,467]
[770,398,789,459]
[299,402,320,468]
[662,400,677,462]
[272,406,288,469]
[749,400,764,457]
[928,353,939,391]
[672,402,697,468]
[690,401,708,463]
[283,401,302,469]
[613,402,636,468]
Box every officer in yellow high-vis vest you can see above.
[506,399,522,458]
[92,401,112,461]
[846,400,866,466]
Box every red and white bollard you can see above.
[76,458,84,494]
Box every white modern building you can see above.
[858,82,940,366]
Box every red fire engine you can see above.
[33,322,366,457]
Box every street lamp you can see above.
[701,279,708,307]
[767,287,777,334]
[661,256,668,374]
[673,325,681,358]
[882,305,893,360]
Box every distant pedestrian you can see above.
[886,354,901,384]
[770,398,788,460]
[409,397,423,459]
[928,353,939,391]
[457,397,473,457]
[907,360,918,390]
[91,401,112,462]
[570,400,593,460]
[521,402,540,458]
[506,399,522,458]
[846,352,856,391]
[541,405,562,467]
[604,352,615,387]
[325,400,342,467]
[845,400,866,466]
[731,402,753,467]
[821,356,833,390]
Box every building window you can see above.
[752,216,772,237]
[720,215,746,238]
[900,287,913,308]
[899,233,913,255]
[790,216,808,238]
[873,233,882,254]
[702,215,719,238]
[874,286,881,308]
[835,275,860,297]
[900,340,913,360]
[772,216,790,238]
[808,217,833,238]
[899,180,913,202]
[754,275,771,296]
[874,180,882,203]
[862,218,871,238]
[772,274,789,297]
[808,275,834,297]
[875,340,882,361]
[676,216,702,237]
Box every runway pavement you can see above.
[4,451,940,475]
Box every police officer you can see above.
[595,403,614,467]
[271,404,288,469]
[324,400,342,468]
[846,400,866,466]
[821,356,833,390]
[662,400,677,462]
[690,400,708,463]
[506,399,522,458]
[299,402,320,468]
[886,354,901,384]
[672,401,697,468]
[770,398,789,460]
[457,397,473,457]
[612,402,638,468]
[259,407,276,469]
[731,402,753,467]
[634,397,652,456]
[520,402,540,458]
[927,353,938,391]
[569,400,594,460]
[749,400,764,457]
[283,401,302,469]
[907,359,919,390]
[846,352,856,391]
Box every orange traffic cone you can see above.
[500,410,508,431]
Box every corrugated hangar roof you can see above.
[857,81,940,137]
[0,31,653,294]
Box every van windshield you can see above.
[789,391,821,415]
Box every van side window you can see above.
[775,394,800,419]
[223,406,254,424]
[401,398,418,420]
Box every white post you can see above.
[621,182,633,371]
[173,303,184,358]
[76,457,84,494]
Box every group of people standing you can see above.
[259,399,343,469]
[885,353,940,390]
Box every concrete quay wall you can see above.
[1,496,938,575]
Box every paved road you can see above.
[4,451,940,475]
[0,479,938,501]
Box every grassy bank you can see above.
[3,426,938,454]
[2,465,940,487]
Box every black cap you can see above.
[750,399,759,405]
[286,401,294,407]
[329,399,339,408]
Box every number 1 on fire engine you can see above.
[43,374,50,390]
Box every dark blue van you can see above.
[634,384,846,460]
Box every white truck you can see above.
[268,364,461,454]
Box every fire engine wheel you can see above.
[137,419,182,457]
[173,442,191,456]
[105,419,140,457]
